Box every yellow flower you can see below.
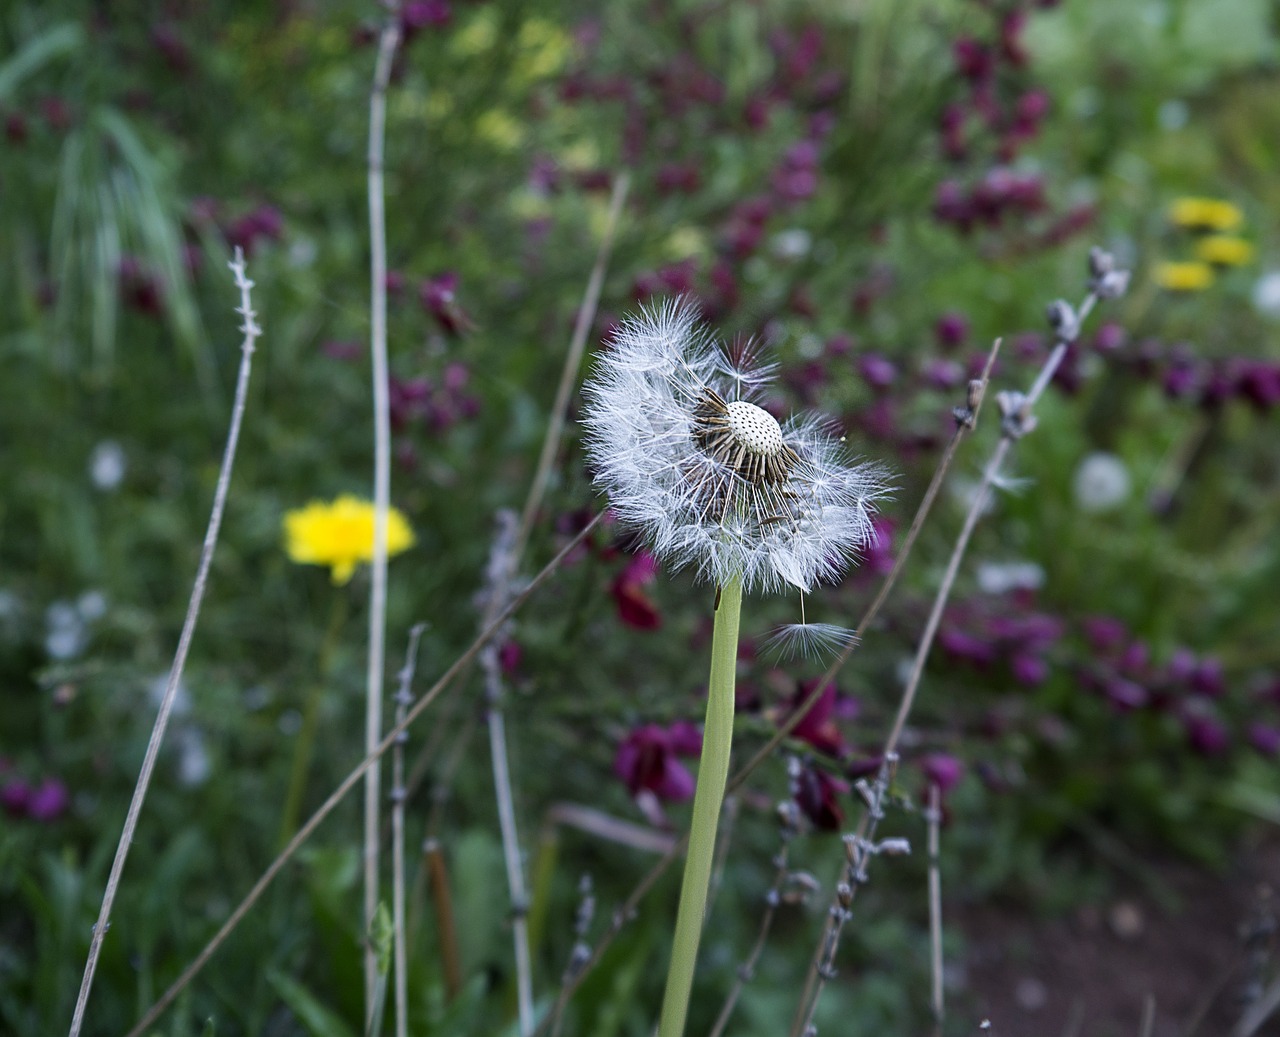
[284,496,415,585]
[1154,261,1214,293]
[1168,197,1244,232]
[1194,234,1254,267]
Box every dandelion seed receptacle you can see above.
[580,300,887,1037]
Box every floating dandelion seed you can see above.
[763,621,860,661]
[581,300,887,594]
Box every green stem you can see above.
[657,574,743,1037]
[278,594,347,847]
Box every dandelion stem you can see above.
[657,574,743,1037]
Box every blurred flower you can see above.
[580,301,886,593]
[791,758,846,831]
[44,601,87,661]
[1154,261,1213,293]
[920,753,964,793]
[1073,452,1130,513]
[976,560,1045,595]
[27,778,70,821]
[89,440,126,490]
[1251,271,1280,319]
[1195,235,1254,268]
[613,721,701,801]
[611,551,662,630]
[419,271,476,335]
[284,496,415,585]
[777,679,849,757]
[1248,723,1280,757]
[1168,197,1243,232]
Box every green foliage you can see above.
[2,0,1279,1034]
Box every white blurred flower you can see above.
[976,560,1046,595]
[77,590,108,622]
[89,440,127,490]
[45,600,87,660]
[770,229,812,260]
[1073,452,1130,512]
[581,301,887,593]
[174,728,211,786]
[1252,270,1280,320]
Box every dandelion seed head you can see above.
[582,299,888,593]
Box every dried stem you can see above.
[706,837,793,1037]
[514,171,630,562]
[364,9,402,1020]
[789,265,1122,1035]
[125,513,603,1037]
[67,248,261,1037]
[391,625,425,1037]
[928,783,944,1037]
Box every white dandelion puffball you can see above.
[581,301,887,593]
[1073,451,1131,513]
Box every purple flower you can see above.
[792,759,846,831]
[1183,710,1229,756]
[1190,657,1225,698]
[924,358,965,390]
[401,0,452,34]
[857,352,898,392]
[1010,652,1049,687]
[419,272,475,335]
[780,680,847,757]
[1,779,32,816]
[614,722,699,801]
[1083,615,1127,654]
[920,752,964,793]
[1104,677,1149,711]
[611,551,663,631]
[27,778,70,821]
[1248,723,1280,757]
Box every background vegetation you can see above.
[2,0,1279,1034]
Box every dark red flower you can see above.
[614,722,700,801]
[611,552,662,630]
[792,759,847,831]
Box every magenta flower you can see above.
[614,722,701,801]
[27,778,70,821]
[611,552,662,630]
[792,759,847,831]
[920,753,964,793]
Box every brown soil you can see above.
[955,834,1280,1037]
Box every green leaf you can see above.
[0,22,83,101]
[267,970,358,1037]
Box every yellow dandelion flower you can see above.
[1194,234,1254,267]
[1168,197,1244,232]
[1154,261,1214,293]
[284,496,415,585]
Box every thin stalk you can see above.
[391,625,426,1037]
[706,842,791,1037]
[657,574,743,1037]
[126,513,603,1037]
[927,784,943,1037]
[488,703,535,1035]
[68,248,261,1037]
[514,171,630,562]
[789,278,1116,1036]
[365,11,402,1021]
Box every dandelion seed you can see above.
[763,622,859,661]
[581,300,887,593]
